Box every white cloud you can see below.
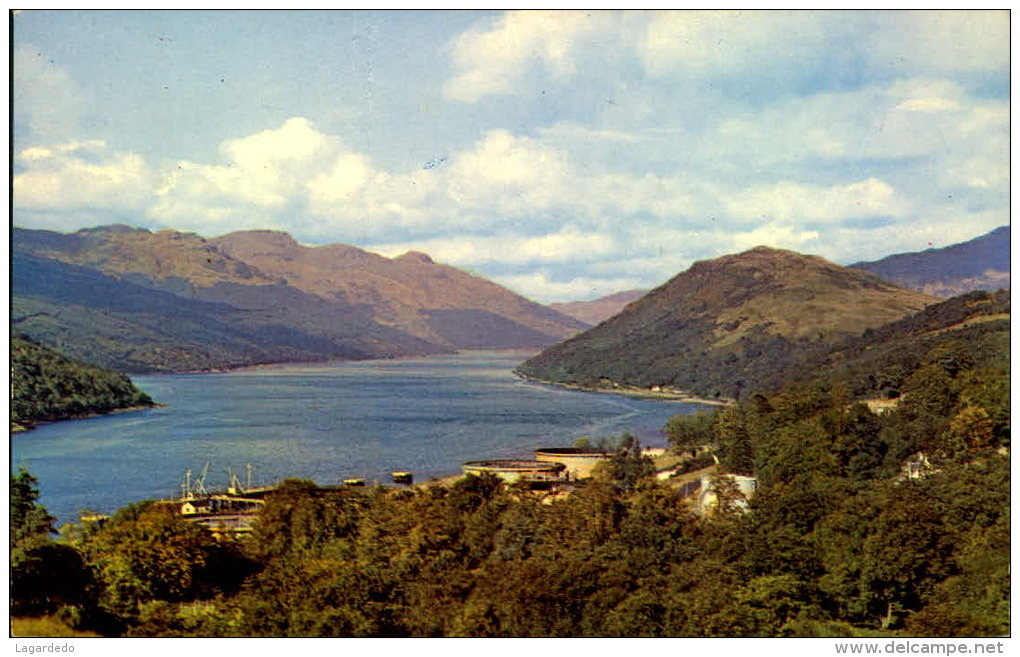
[493,272,644,305]
[444,10,837,101]
[725,179,910,223]
[442,129,573,216]
[445,10,614,102]
[368,227,617,267]
[14,140,154,212]
[731,221,821,252]
[307,154,374,204]
[150,117,380,232]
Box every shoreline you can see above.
[11,403,161,434]
[516,375,734,407]
[160,347,544,375]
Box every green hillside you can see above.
[10,291,1009,637]
[517,247,936,399]
[11,334,155,430]
[794,289,1010,401]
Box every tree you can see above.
[594,433,655,493]
[715,407,755,475]
[83,503,223,619]
[11,542,96,617]
[11,468,55,546]
[665,410,717,457]
[818,482,952,627]
[833,403,886,481]
[734,574,823,635]
[10,468,99,623]
[947,405,994,453]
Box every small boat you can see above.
[391,471,414,485]
[343,478,366,487]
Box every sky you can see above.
[11,9,1011,303]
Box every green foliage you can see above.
[10,468,100,623]
[593,434,656,493]
[520,290,1009,403]
[80,503,250,624]
[715,407,755,475]
[11,333,154,429]
[13,291,1009,637]
[11,468,56,545]
[665,410,717,456]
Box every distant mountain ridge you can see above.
[549,289,646,326]
[211,230,584,347]
[517,246,937,399]
[851,225,1009,297]
[13,225,585,372]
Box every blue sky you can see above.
[12,10,1010,303]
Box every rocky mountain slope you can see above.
[211,230,585,347]
[549,289,646,326]
[13,225,585,372]
[851,225,1009,297]
[517,246,937,399]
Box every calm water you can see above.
[11,350,706,526]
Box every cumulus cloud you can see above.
[442,129,573,216]
[307,154,373,204]
[731,221,821,252]
[150,117,377,232]
[14,140,154,212]
[11,11,1009,302]
[368,227,617,267]
[445,10,613,102]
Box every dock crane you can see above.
[181,468,193,500]
[226,463,255,495]
[180,461,211,500]
[193,461,210,497]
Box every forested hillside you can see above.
[791,289,1010,402]
[11,334,155,430]
[10,293,1009,636]
[518,246,935,399]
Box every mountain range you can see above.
[851,225,1009,297]
[12,224,1008,378]
[550,226,1009,327]
[12,226,586,372]
[549,289,646,326]
[517,246,939,399]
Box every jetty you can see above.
[174,462,276,536]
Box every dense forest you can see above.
[516,247,935,400]
[521,289,1009,402]
[10,294,1009,637]
[11,333,155,431]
